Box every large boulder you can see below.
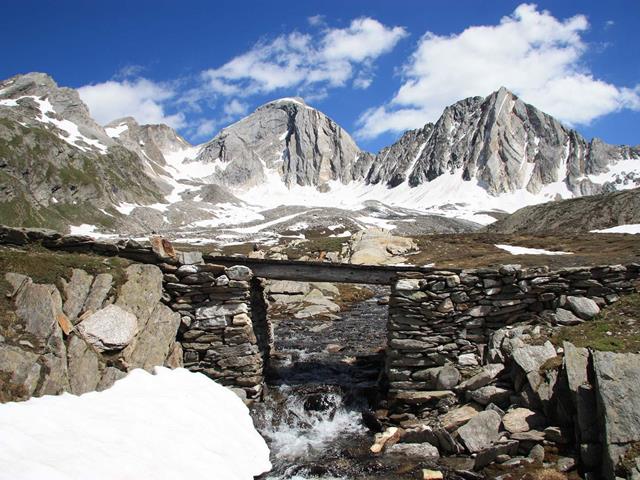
[14,283,64,350]
[77,304,138,352]
[348,228,416,265]
[116,264,163,320]
[593,351,640,479]
[566,296,600,320]
[82,273,113,314]
[456,410,502,453]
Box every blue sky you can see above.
[1,0,638,152]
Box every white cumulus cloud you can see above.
[356,3,640,139]
[201,17,407,97]
[78,78,185,128]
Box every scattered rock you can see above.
[422,470,444,480]
[385,442,440,458]
[502,408,546,434]
[554,308,584,326]
[457,363,505,391]
[437,364,461,389]
[371,427,402,454]
[528,444,545,463]
[470,386,511,406]
[225,265,252,281]
[456,410,501,453]
[566,296,600,320]
[442,404,481,431]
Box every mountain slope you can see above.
[0,74,164,230]
[485,187,640,234]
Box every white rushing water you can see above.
[258,386,365,461]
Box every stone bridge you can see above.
[1,226,639,411]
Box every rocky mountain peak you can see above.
[195,96,363,190]
[0,72,113,149]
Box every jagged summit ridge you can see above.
[365,87,640,196]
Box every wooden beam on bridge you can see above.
[203,255,447,285]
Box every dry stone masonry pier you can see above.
[162,261,272,401]
[386,264,640,409]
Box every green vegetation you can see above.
[0,244,131,294]
[0,245,132,345]
[551,293,640,353]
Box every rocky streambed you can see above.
[252,286,423,480]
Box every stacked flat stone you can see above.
[387,263,640,411]
[161,262,265,400]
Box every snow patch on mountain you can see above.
[105,123,129,138]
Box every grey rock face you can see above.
[0,74,164,232]
[66,334,101,394]
[0,345,41,401]
[368,87,640,196]
[195,98,364,189]
[14,283,63,350]
[122,303,180,370]
[61,268,93,322]
[593,351,640,478]
[82,273,113,314]
[77,304,138,351]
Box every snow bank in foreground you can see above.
[0,367,271,480]
[495,244,573,256]
[591,224,640,234]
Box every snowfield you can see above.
[591,224,640,234]
[495,244,573,256]
[0,367,271,480]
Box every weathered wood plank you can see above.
[203,255,446,285]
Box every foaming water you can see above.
[256,386,364,460]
